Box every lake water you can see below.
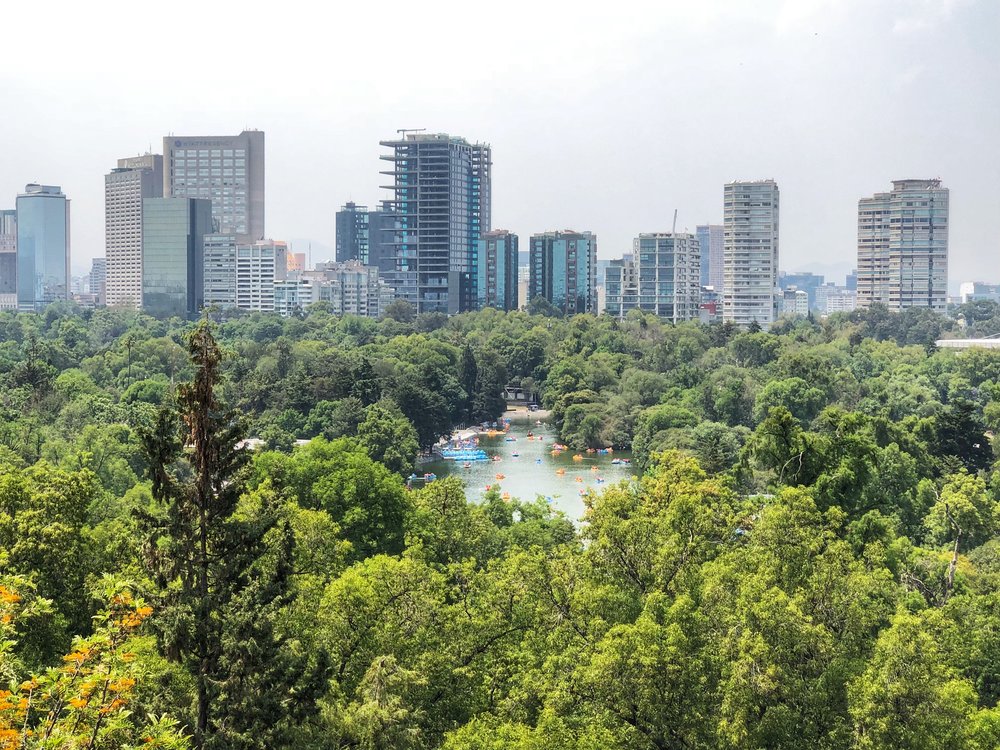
[422,419,638,522]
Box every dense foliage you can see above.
[3,300,1000,748]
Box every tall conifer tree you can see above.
[140,322,326,749]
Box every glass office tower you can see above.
[141,197,212,319]
[16,184,70,311]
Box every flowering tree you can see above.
[0,576,188,749]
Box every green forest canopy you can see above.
[3,301,1000,748]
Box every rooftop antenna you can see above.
[396,128,427,137]
[672,209,678,234]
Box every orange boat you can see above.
[555,468,566,476]
[572,454,583,461]
[495,473,505,480]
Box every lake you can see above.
[421,418,638,522]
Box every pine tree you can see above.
[139,322,327,749]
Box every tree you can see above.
[459,345,478,424]
[471,350,508,424]
[256,437,412,561]
[383,299,415,324]
[848,611,978,749]
[0,461,98,651]
[0,577,189,749]
[140,322,326,749]
[752,376,827,425]
[932,398,992,474]
[357,399,420,477]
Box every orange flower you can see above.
[0,586,21,604]
[68,697,88,709]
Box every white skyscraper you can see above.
[236,240,286,312]
[105,154,162,307]
[722,179,780,329]
[856,179,948,312]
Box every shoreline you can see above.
[503,405,552,426]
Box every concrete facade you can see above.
[857,179,948,312]
[105,154,163,307]
[163,130,264,243]
[0,210,16,310]
[722,179,779,329]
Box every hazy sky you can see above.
[1,0,997,287]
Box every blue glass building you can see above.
[528,230,597,315]
[16,184,70,311]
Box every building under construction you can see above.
[379,131,491,314]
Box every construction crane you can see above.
[672,209,678,234]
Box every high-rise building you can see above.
[477,230,518,311]
[203,237,287,312]
[203,234,239,308]
[163,130,264,242]
[89,258,107,306]
[16,184,70,312]
[275,278,322,316]
[336,202,370,263]
[722,179,779,328]
[367,202,397,273]
[605,233,701,322]
[141,197,212,319]
[779,288,809,317]
[236,240,286,312]
[379,132,491,313]
[0,210,16,310]
[605,254,638,317]
[696,224,724,289]
[105,154,163,307]
[528,230,597,315]
[856,179,948,312]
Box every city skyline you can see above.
[0,1,995,288]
